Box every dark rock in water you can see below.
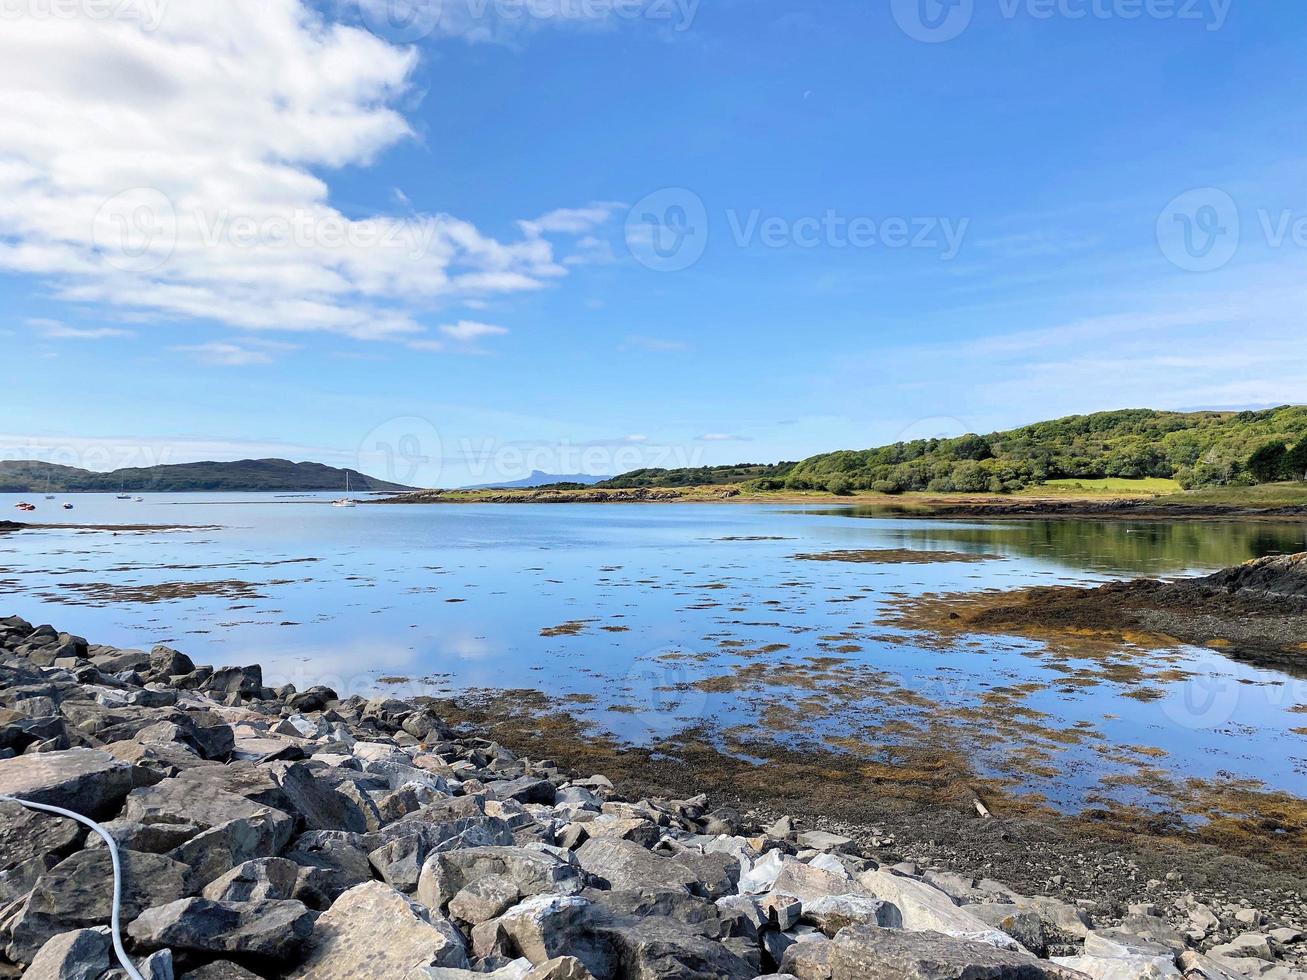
[828,926,1079,980]
[22,927,113,980]
[7,847,192,962]
[128,897,316,962]
[0,748,134,818]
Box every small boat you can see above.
[62,503,74,510]
[44,471,55,499]
[15,502,36,512]
[332,471,357,508]
[134,496,144,502]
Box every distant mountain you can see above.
[0,459,413,493]
[462,471,611,490]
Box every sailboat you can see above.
[332,471,357,508]
[43,470,55,500]
[116,479,131,500]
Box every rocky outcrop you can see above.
[0,613,1302,980]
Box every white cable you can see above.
[0,794,147,980]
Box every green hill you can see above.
[599,462,797,489]
[785,407,1307,494]
[0,459,412,493]
[604,407,1307,495]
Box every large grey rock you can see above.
[127,897,315,962]
[0,749,134,818]
[23,927,112,980]
[123,776,289,834]
[857,871,1021,949]
[971,905,1049,957]
[0,799,81,903]
[291,881,469,978]
[418,846,585,911]
[802,895,902,937]
[202,857,301,903]
[169,812,295,888]
[7,848,192,962]
[830,926,1084,980]
[574,838,700,894]
[1051,952,1179,979]
[178,961,265,980]
[285,831,376,902]
[267,761,374,833]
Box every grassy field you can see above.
[1164,482,1307,507]
[1022,477,1183,497]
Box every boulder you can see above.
[128,897,315,962]
[857,870,1020,949]
[802,895,902,937]
[1051,952,1180,979]
[284,831,376,902]
[0,749,134,818]
[23,927,112,980]
[169,812,295,888]
[972,904,1050,956]
[0,799,81,904]
[419,846,585,912]
[202,858,301,903]
[829,926,1084,980]
[178,962,265,980]
[7,848,192,963]
[574,838,700,894]
[291,881,469,978]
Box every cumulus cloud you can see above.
[0,1,586,348]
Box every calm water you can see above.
[2,492,1304,814]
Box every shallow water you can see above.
[2,492,1304,814]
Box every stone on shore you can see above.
[127,897,315,962]
[22,927,112,980]
[291,881,469,978]
[830,925,1084,980]
[0,749,134,818]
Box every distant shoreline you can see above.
[369,484,1307,521]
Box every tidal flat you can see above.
[2,491,1305,882]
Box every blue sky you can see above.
[2,0,1304,486]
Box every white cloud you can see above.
[28,318,134,340]
[439,320,509,342]
[0,1,574,348]
[697,433,751,442]
[173,342,276,367]
[352,0,699,45]
[407,319,509,352]
[519,203,623,237]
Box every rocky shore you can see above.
[934,552,1307,677]
[1,614,1304,980]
